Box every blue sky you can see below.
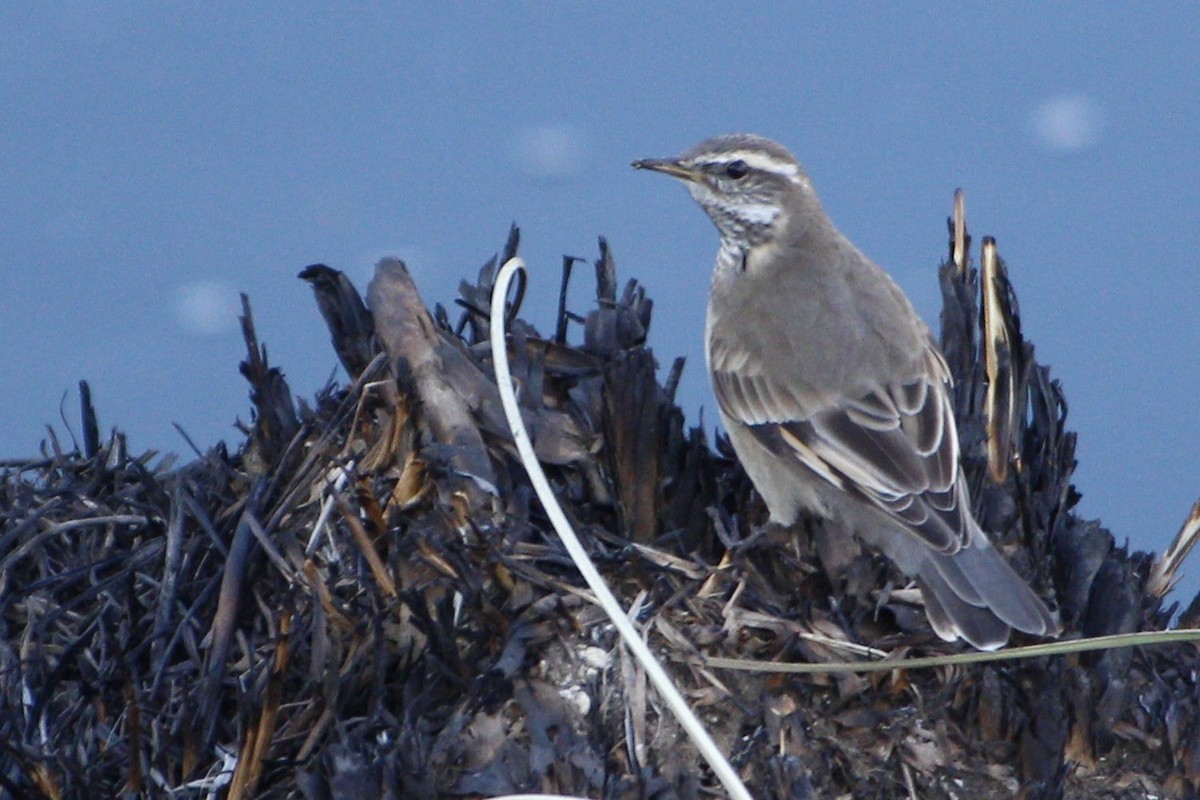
[4,4,1199,603]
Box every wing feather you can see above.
[712,342,968,554]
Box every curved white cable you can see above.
[488,257,754,800]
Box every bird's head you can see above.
[634,133,816,248]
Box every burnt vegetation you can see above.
[3,212,1200,799]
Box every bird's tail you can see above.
[917,528,1059,651]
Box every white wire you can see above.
[488,257,754,800]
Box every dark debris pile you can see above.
[3,219,1200,800]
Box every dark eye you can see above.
[725,160,749,180]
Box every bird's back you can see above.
[706,218,932,412]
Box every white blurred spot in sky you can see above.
[1028,94,1105,152]
[175,280,238,337]
[511,122,586,180]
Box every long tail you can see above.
[917,527,1059,651]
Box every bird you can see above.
[633,133,1058,650]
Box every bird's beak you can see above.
[632,157,700,183]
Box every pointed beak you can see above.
[632,157,700,183]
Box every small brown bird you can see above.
[635,134,1058,649]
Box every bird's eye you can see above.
[725,160,749,180]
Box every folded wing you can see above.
[712,340,970,555]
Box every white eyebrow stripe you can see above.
[697,150,800,178]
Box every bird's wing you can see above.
[711,342,969,554]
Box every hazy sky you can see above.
[4,4,1199,602]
